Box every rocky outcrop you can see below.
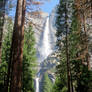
[26,11,48,45]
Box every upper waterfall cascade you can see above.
[37,17,55,62]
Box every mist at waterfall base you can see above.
[35,17,56,92]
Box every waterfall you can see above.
[36,78,39,92]
[37,17,53,62]
[42,17,52,58]
[36,17,54,92]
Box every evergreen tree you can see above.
[55,0,73,92]
[52,58,67,92]
[69,6,92,92]
[0,0,7,64]
[42,72,53,92]
[22,25,37,92]
[7,0,26,92]
[0,22,37,92]
[0,20,13,92]
[54,0,92,92]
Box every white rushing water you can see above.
[42,17,52,58]
[37,17,53,62]
[36,78,39,92]
[36,17,54,92]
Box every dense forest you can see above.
[0,0,92,92]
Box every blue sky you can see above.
[41,0,59,13]
[9,0,59,17]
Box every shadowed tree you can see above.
[5,0,50,92]
[0,0,7,64]
[7,0,26,92]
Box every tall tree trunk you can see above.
[83,12,90,70]
[70,70,74,92]
[0,0,6,64]
[65,3,71,92]
[6,0,26,92]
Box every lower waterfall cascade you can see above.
[36,77,39,92]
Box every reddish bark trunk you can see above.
[65,3,71,92]
[8,0,26,92]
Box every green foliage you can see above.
[72,60,92,92]
[42,72,53,92]
[54,0,92,92]
[53,0,73,91]
[61,86,67,92]
[22,25,37,92]
[52,52,67,92]
[52,77,67,92]
[70,10,92,92]
[0,20,13,92]
[0,23,37,92]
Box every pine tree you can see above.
[52,58,67,92]
[54,0,92,92]
[0,0,7,64]
[22,25,37,92]
[55,0,73,92]
[0,19,13,92]
[42,72,53,92]
[69,2,92,92]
